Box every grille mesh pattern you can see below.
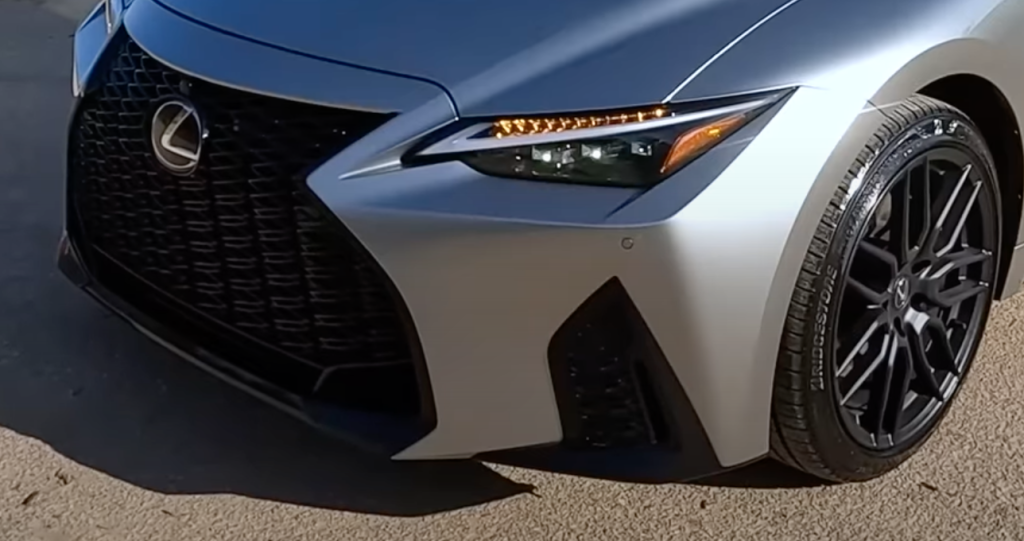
[70,39,417,392]
[560,317,653,447]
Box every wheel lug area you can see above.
[891,275,912,310]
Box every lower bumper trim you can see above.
[57,232,425,457]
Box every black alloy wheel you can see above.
[834,147,998,451]
[770,96,1003,482]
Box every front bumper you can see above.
[66,0,888,483]
[58,229,723,482]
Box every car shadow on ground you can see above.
[692,459,829,489]
[0,268,540,517]
[0,274,825,519]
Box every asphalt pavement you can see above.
[2,1,1023,540]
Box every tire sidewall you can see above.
[802,110,1002,478]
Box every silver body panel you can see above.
[69,0,1024,469]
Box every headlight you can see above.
[407,90,789,187]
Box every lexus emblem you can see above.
[894,276,911,309]
[150,99,204,174]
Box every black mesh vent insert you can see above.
[548,279,670,449]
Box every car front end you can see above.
[60,0,906,482]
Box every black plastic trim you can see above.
[60,37,437,453]
[58,231,427,456]
[483,278,725,483]
[292,181,438,438]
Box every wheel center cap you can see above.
[893,276,911,310]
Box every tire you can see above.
[769,95,1003,482]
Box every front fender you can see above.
[605,86,887,465]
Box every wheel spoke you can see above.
[858,240,899,275]
[841,331,893,405]
[906,324,944,400]
[926,164,979,256]
[932,279,988,309]
[864,335,902,438]
[926,247,992,281]
[881,343,913,437]
[889,172,914,265]
[847,276,887,305]
[836,309,887,376]
[909,310,960,375]
[937,181,982,257]
[928,319,961,375]
[913,157,933,250]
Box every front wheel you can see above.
[770,96,1002,482]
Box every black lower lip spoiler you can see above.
[56,231,426,458]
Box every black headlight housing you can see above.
[405,89,791,188]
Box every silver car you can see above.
[59,0,1024,483]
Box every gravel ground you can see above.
[2,1,1023,540]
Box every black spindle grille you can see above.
[69,38,423,416]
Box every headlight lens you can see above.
[408,90,788,187]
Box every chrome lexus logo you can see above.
[150,99,204,174]
[894,276,911,309]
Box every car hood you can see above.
[151,0,797,116]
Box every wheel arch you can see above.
[861,36,1024,299]
[915,74,1024,300]
[753,39,1024,461]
